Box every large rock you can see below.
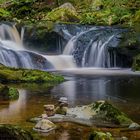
[68,101,133,126]
[31,101,134,127]
[91,101,133,126]
[0,124,33,140]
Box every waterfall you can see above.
[0,23,53,69]
[0,23,126,70]
[62,26,123,68]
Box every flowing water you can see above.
[0,24,140,139]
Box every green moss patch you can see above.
[92,101,132,125]
[0,65,64,83]
[45,7,80,22]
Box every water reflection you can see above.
[1,76,140,125]
[52,78,109,106]
[0,90,27,123]
[52,76,140,106]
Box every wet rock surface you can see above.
[32,101,134,127]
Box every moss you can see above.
[0,0,140,26]
[89,131,114,140]
[0,124,33,140]
[92,101,133,125]
[45,7,80,22]
[0,65,64,83]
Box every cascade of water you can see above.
[0,24,53,69]
[0,23,125,70]
[62,27,122,68]
[63,36,76,55]
[0,24,23,47]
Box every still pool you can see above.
[1,71,140,139]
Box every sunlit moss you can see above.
[0,65,64,83]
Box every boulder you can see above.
[91,101,133,126]
[68,101,133,126]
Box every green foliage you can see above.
[0,8,11,18]
[0,0,140,26]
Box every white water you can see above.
[44,55,76,70]
[63,27,118,68]
[0,24,127,70]
[0,24,77,70]
[63,36,76,55]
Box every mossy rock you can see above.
[0,65,64,83]
[0,124,33,140]
[89,131,114,140]
[45,3,80,22]
[132,54,140,71]
[92,101,133,125]
[0,84,19,100]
